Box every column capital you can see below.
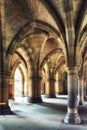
[66,67,78,74]
[78,75,84,80]
[29,76,42,80]
[78,70,84,78]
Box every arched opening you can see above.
[14,67,23,102]
[9,51,29,104]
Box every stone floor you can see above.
[0,97,87,130]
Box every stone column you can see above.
[50,68,56,97]
[50,77,56,98]
[78,76,84,105]
[59,79,63,94]
[9,77,14,99]
[27,76,35,103]
[84,81,87,99]
[22,77,24,96]
[45,78,51,97]
[46,68,56,98]
[36,76,43,102]
[25,77,28,97]
[41,82,45,95]
[0,71,11,114]
[27,76,42,103]
[55,79,63,95]
[64,68,81,124]
[55,78,59,94]
[45,78,56,98]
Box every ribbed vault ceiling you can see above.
[4,0,87,72]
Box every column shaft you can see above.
[28,77,34,99]
[84,81,86,99]
[64,68,81,124]
[78,77,84,105]
[9,77,14,99]
[27,76,42,103]
[22,78,24,96]
[50,78,56,97]
[0,71,11,114]
[46,79,51,97]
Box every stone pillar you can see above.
[27,76,35,103]
[41,82,45,95]
[50,68,56,97]
[50,77,56,98]
[45,68,56,98]
[9,77,14,99]
[25,77,28,97]
[84,81,86,99]
[36,76,43,102]
[78,76,84,105]
[64,68,81,124]
[0,71,11,114]
[55,79,60,94]
[27,76,42,103]
[59,79,63,94]
[45,78,56,98]
[45,79,51,97]
[55,79,63,95]
[22,77,24,96]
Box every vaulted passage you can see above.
[0,0,87,129]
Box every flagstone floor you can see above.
[0,97,87,130]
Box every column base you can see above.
[56,92,63,95]
[64,113,81,124]
[27,97,43,103]
[45,94,56,98]
[0,105,11,115]
[84,96,87,100]
[79,101,84,105]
